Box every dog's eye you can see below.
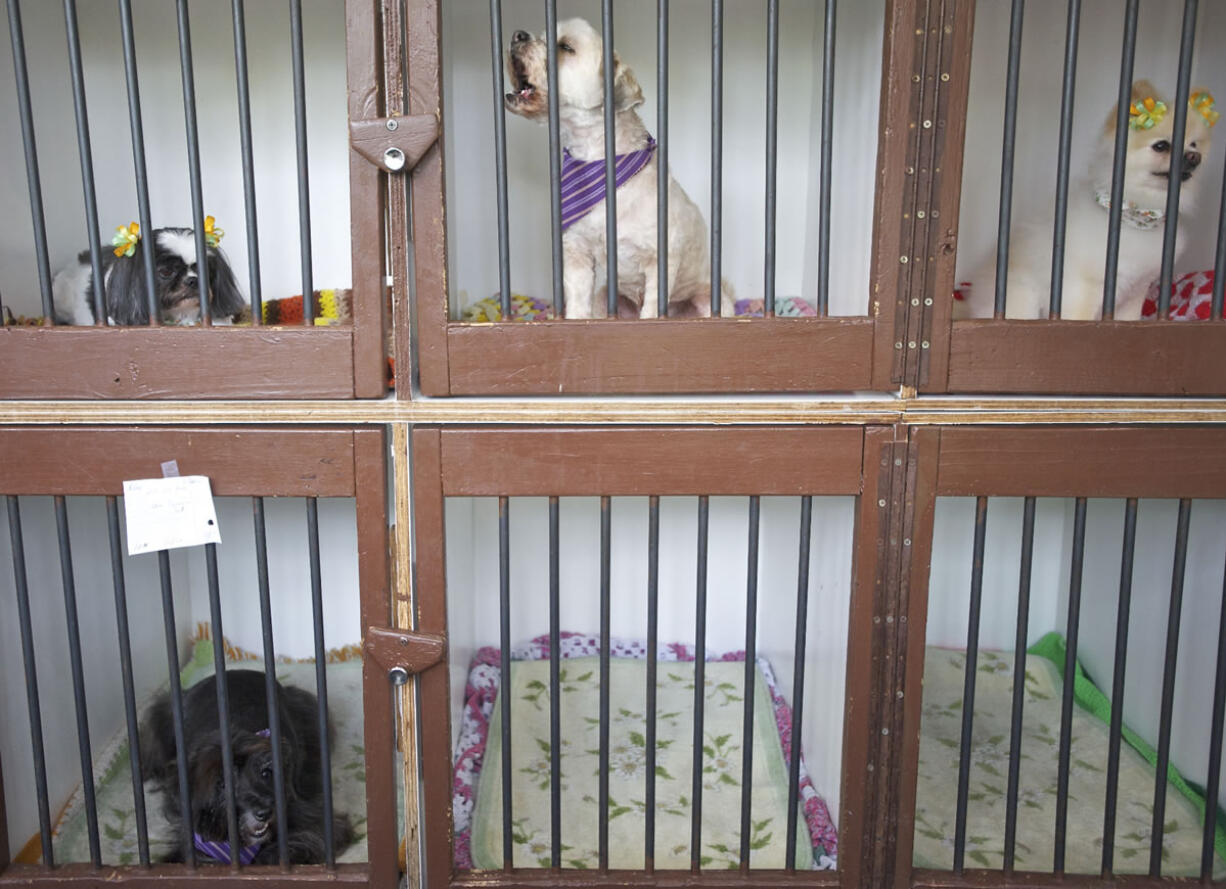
[1152,140,1171,153]
[260,767,273,781]
[158,267,174,279]
[558,41,574,53]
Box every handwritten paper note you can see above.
[123,475,221,555]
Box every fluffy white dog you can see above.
[504,17,730,319]
[955,80,1216,320]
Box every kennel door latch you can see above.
[350,115,439,174]
[365,626,446,681]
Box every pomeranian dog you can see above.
[140,669,353,865]
[955,80,1216,320]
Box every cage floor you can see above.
[452,633,838,871]
[15,627,396,866]
[915,637,1225,876]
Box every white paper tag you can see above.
[122,475,222,556]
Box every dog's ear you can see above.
[102,248,152,326]
[205,248,247,321]
[612,52,644,112]
[188,733,224,800]
[1130,79,1164,104]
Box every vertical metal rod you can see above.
[157,550,194,866]
[657,0,669,317]
[175,0,213,324]
[106,497,150,865]
[599,497,612,869]
[646,496,660,870]
[7,497,53,865]
[253,499,289,866]
[498,497,513,869]
[786,496,813,871]
[691,496,709,871]
[5,0,54,318]
[63,0,105,323]
[1202,534,1226,882]
[488,0,512,319]
[54,497,101,865]
[548,497,561,869]
[953,497,989,873]
[1212,147,1226,320]
[1054,498,1088,872]
[1101,0,1141,319]
[601,0,618,319]
[306,499,336,866]
[288,0,314,323]
[763,0,779,317]
[545,0,564,317]
[816,0,836,317]
[1047,0,1081,319]
[710,0,723,316]
[991,0,1025,319]
[230,0,262,320]
[1157,0,1199,318]
[117,0,159,324]
[1003,496,1036,872]
[204,543,242,869]
[1151,499,1192,876]
[1102,498,1138,876]
[739,497,760,868]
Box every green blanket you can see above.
[914,640,1224,876]
[471,658,809,870]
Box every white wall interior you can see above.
[441,0,884,318]
[957,0,1226,294]
[444,495,855,828]
[925,496,1226,813]
[0,494,362,858]
[0,0,351,318]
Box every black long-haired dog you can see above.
[140,669,353,865]
[51,227,246,326]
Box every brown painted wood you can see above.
[364,627,446,675]
[946,321,1226,395]
[0,327,355,399]
[451,872,840,889]
[444,319,875,395]
[0,862,369,887]
[354,428,398,889]
[0,427,356,496]
[404,0,450,397]
[935,426,1226,498]
[437,427,865,496]
[410,429,453,889]
[349,116,439,173]
[346,0,390,398]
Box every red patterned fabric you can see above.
[1142,270,1216,320]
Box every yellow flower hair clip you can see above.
[1190,91,1219,127]
[203,215,224,248]
[111,222,140,258]
[1129,96,1168,130]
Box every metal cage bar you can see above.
[1203,538,1226,881]
[204,543,243,868]
[710,0,723,316]
[1002,496,1035,871]
[1054,497,1088,871]
[953,496,988,871]
[157,549,195,865]
[488,0,512,319]
[1157,0,1199,319]
[739,496,761,867]
[1101,0,1141,319]
[549,496,562,867]
[174,0,214,325]
[230,0,263,321]
[645,496,661,870]
[991,0,1025,319]
[1213,147,1226,320]
[785,496,813,871]
[117,0,159,324]
[288,0,314,324]
[253,498,290,866]
[306,498,336,866]
[763,0,779,317]
[598,496,612,869]
[499,496,513,868]
[1102,497,1138,875]
[601,0,618,319]
[1047,0,1081,319]
[691,496,710,871]
[816,0,836,317]
[657,0,669,318]
[546,0,564,317]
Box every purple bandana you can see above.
[194,833,262,865]
[560,136,656,231]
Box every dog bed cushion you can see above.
[453,632,838,871]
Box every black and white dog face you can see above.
[51,227,247,326]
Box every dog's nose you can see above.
[1184,150,1201,170]
[512,30,530,45]
[255,809,271,822]
[184,275,197,288]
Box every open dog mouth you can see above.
[507,56,536,102]
[1153,170,1195,182]
[245,822,272,844]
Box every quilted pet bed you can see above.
[452,633,839,871]
[915,634,1226,876]
[17,625,393,866]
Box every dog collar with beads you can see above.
[193,833,262,865]
[559,137,657,231]
[1092,184,1165,231]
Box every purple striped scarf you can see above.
[194,833,262,866]
[560,136,656,231]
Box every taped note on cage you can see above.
[122,475,221,555]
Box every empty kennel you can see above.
[0,1,390,398]
[0,426,399,888]
[920,0,1226,394]
[405,425,903,887]
[893,426,1226,889]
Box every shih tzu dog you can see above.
[505,17,732,318]
[955,80,1217,320]
[140,669,353,865]
[51,222,246,326]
